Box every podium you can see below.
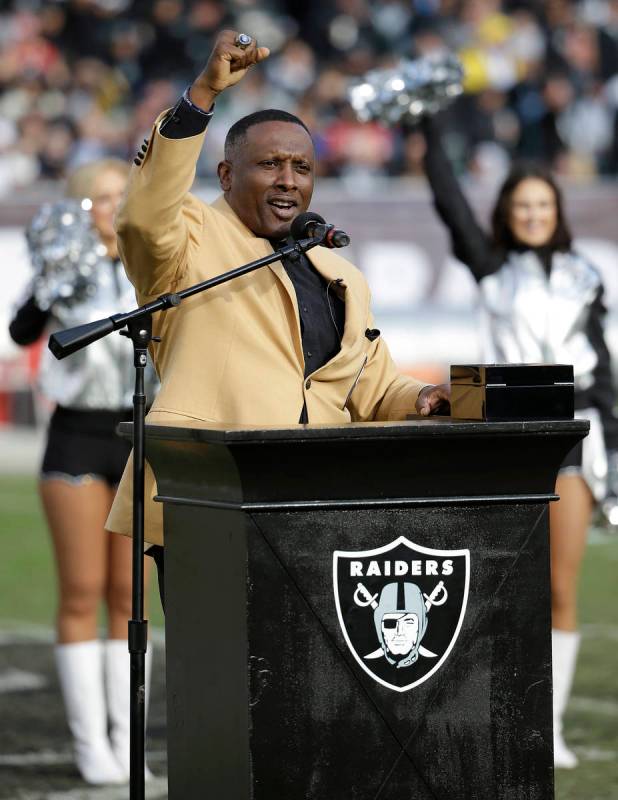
[144,417,587,800]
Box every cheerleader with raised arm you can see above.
[421,114,618,769]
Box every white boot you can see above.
[55,640,127,785]
[104,639,153,781]
[552,629,580,769]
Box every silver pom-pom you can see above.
[25,200,105,311]
[348,53,464,127]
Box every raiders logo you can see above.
[333,536,470,692]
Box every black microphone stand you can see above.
[47,233,324,800]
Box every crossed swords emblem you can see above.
[353,580,448,660]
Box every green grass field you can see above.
[0,475,165,630]
[1,475,616,798]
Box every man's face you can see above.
[218,120,314,240]
[381,612,419,656]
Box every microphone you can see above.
[290,212,351,248]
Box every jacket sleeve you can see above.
[586,286,618,451]
[422,115,498,281]
[114,109,208,297]
[9,294,50,346]
[347,313,426,422]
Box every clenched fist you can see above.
[189,30,270,111]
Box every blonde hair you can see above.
[66,158,130,201]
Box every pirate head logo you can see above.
[367,581,431,668]
[334,536,470,692]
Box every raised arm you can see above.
[115,30,269,297]
[422,115,498,281]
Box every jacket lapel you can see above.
[209,197,362,369]
[210,194,299,306]
[210,195,303,359]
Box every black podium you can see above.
[144,417,588,800]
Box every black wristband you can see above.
[159,89,214,140]
[182,85,215,116]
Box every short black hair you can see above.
[224,109,312,161]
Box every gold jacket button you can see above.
[305,378,312,389]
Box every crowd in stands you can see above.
[0,0,617,197]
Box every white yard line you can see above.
[586,526,618,547]
[0,623,60,644]
[0,750,167,767]
[0,668,47,693]
[0,750,72,766]
[0,623,165,646]
[570,696,618,717]
[573,746,618,762]
[581,622,618,641]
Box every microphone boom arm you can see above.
[48,236,320,360]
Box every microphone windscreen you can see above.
[290,211,325,240]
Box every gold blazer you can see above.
[106,113,426,544]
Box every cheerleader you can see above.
[421,115,618,768]
[9,159,155,785]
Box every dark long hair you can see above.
[491,162,572,253]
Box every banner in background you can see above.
[1,183,617,398]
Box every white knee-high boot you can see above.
[104,639,153,780]
[552,629,580,769]
[54,640,127,785]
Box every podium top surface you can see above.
[119,417,588,445]
[126,417,589,527]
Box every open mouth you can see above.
[268,197,297,219]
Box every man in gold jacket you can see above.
[106,30,449,546]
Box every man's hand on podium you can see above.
[415,383,451,416]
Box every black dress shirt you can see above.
[269,238,345,378]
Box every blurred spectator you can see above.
[323,112,396,183]
[38,115,78,177]
[0,0,617,195]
